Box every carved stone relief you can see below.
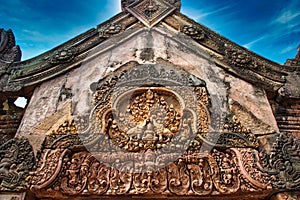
[0,138,35,191]
[49,47,77,64]
[0,29,21,63]
[121,0,181,11]
[98,23,124,38]
[181,25,205,40]
[260,133,300,190]
[84,63,210,154]
[4,59,293,199]
[125,0,177,27]
[30,138,274,199]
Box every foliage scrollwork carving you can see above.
[0,138,35,191]
[260,133,300,190]
[30,146,275,198]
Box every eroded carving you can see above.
[122,0,181,11]
[126,0,177,27]
[0,29,21,63]
[90,64,210,153]
[261,133,300,190]
[222,115,259,148]
[0,138,35,191]
[225,49,252,68]
[50,47,77,64]
[31,145,274,198]
[181,25,205,40]
[99,23,123,38]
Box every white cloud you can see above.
[243,35,268,49]
[280,45,295,54]
[276,11,300,24]
[272,0,300,25]
[181,4,232,21]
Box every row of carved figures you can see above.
[0,133,299,199]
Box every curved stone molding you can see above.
[0,138,35,191]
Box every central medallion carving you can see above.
[88,63,210,153]
[106,88,182,151]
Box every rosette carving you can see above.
[50,47,77,64]
[225,49,252,68]
[181,25,205,40]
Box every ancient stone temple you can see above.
[0,0,299,199]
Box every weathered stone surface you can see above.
[1,0,300,199]
[225,75,279,134]
[0,29,21,63]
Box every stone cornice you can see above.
[0,6,299,98]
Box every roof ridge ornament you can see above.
[122,0,181,11]
[122,0,180,27]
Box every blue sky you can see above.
[1,0,300,64]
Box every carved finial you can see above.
[121,0,181,12]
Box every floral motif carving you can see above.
[90,64,210,153]
[50,47,77,64]
[181,25,205,40]
[99,23,123,38]
[225,49,252,68]
[232,148,271,192]
[122,0,181,11]
[126,0,177,27]
[222,115,259,148]
[31,146,274,198]
[0,138,35,191]
[260,133,300,190]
